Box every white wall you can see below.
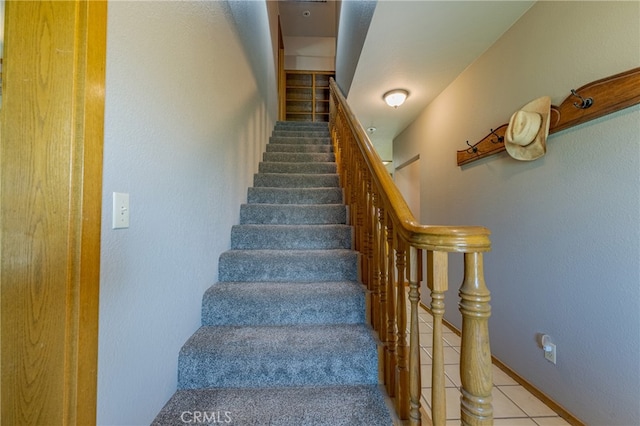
[394,2,639,424]
[98,2,277,424]
[335,0,377,95]
[284,36,336,71]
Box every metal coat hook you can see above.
[570,89,593,109]
[466,140,479,154]
[490,128,504,144]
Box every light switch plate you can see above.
[112,192,129,229]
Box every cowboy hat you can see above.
[505,96,551,161]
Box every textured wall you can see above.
[98,2,277,424]
[335,0,377,95]
[394,2,639,424]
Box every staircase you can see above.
[153,121,393,425]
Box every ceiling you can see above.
[278,1,535,161]
[278,0,337,38]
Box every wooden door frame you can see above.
[1,1,106,424]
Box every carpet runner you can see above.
[152,121,393,425]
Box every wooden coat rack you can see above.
[457,67,640,166]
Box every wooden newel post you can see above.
[459,252,493,426]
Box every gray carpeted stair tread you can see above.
[275,121,327,125]
[271,130,330,138]
[202,281,364,326]
[231,224,352,249]
[240,204,346,225]
[177,324,379,389]
[275,121,328,130]
[218,249,359,282]
[254,173,340,188]
[151,385,392,426]
[247,187,343,204]
[268,136,331,145]
[258,161,337,174]
[263,152,335,163]
[266,143,333,153]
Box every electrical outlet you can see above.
[544,342,557,364]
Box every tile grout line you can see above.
[408,303,570,425]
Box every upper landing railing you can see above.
[329,78,493,426]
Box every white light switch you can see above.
[112,192,130,229]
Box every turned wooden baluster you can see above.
[370,191,383,334]
[385,212,397,397]
[459,252,493,426]
[343,130,354,222]
[350,146,358,227]
[408,247,423,425]
[395,237,409,419]
[337,117,351,209]
[331,112,343,180]
[355,159,365,278]
[377,202,388,357]
[364,178,378,328]
[427,250,449,425]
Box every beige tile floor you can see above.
[413,308,571,426]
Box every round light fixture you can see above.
[383,89,409,108]
[302,10,311,17]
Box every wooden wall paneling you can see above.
[0,1,106,424]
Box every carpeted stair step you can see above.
[152,385,392,426]
[218,249,359,282]
[153,120,393,426]
[271,130,330,138]
[254,173,339,188]
[258,161,336,174]
[268,136,331,145]
[239,204,346,225]
[266,143,333,153]
[231,224,352,249]
[247,187,343,204]
[177,324,379,389]
[274,121,328,130]
[201,281,364,326]
[263,151,335,163]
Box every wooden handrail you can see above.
[331,80,491,253]
[329,78,493,426]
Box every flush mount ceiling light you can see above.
[383,89,409,108]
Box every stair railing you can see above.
[329,78,493,426]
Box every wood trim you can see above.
[490,357,585,426]
[419,303,586,426]
[1,1,106,424]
